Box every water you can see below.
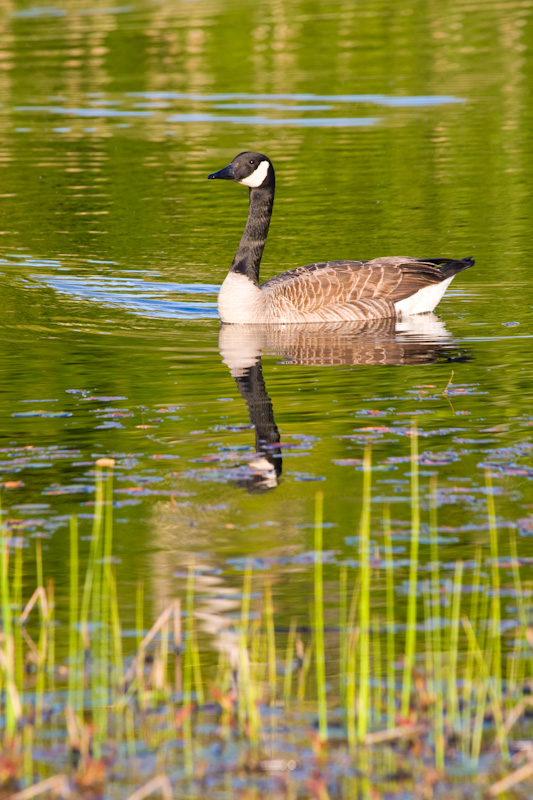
[1,0,533,766]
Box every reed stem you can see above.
[401,424,420,718]
[357,447,371,741]
[313,490,327,741]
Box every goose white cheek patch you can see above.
[239,160,270,188]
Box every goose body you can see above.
[209,152,473,324]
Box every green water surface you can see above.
[1,0,532,649]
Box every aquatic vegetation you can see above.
[2,442,533,800]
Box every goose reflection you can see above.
[219,313,467,490]
[150,316,466,673]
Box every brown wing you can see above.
[261,260,400,310]
[261,257,472,312]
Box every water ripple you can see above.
[129,91,466,107]
[166,113,379,127]
[36,274,219,319]
[15,91,465,129]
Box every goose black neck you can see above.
[231,182,275,285]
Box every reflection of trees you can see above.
[1,1,531,146]
[0,0,533,280]
[0,0,531,283]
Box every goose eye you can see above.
[249,159,255,165]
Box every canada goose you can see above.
[208,152,474,324]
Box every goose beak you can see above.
[208,163,235,181]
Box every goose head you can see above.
[208,151,274,189]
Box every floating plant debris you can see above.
[518,518,533,536]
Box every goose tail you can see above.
[395,256,474,317]
[417,256,475,278]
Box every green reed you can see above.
[68,515,79,710]
[508,529,533,686]
[383,505,396,729]
[13,536,24,695]
[2,431,532,796]
[0,505,18,741]
[313,490,327,741]
[401,424,420,718]
[264,578,277,703]
[297,637,313,702]
[46,579,55,697]
[429,478,444,769]
[239,558,259,743]
[357,447,372,741]
[448,560,464,732]
[371,614,382,723]
[182,566,195,776]
[100,464,115,726]
[462,617,509,763]
[339,563,348,710]
[486,469,502,699]
[461,547,482,757]
[283,617,297,707]
[423,579,434,702]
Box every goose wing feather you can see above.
[261,257,472,313]
[261,259,400,311]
